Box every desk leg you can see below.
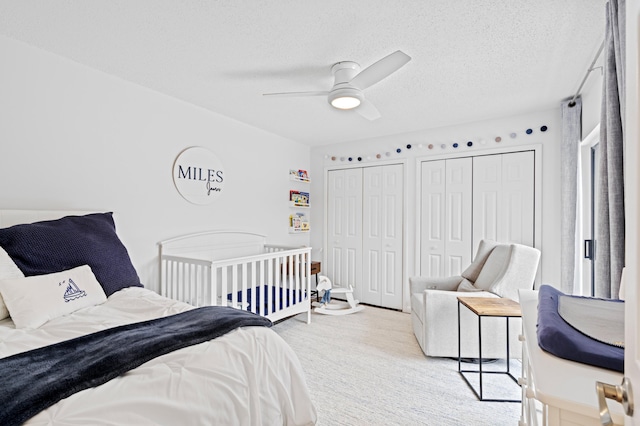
[478,316,483,400]
[457,301,462,373]
[506,317,510,376]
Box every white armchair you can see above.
[410,240,541,358]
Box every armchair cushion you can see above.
[409,275,462,293]
[456,279,483,292]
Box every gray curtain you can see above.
[560,97,582,294]
[595,0,625,298]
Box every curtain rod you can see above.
[568,39,605,107]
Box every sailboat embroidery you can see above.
[63,278,86,302]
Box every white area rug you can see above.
[273,305,521,426]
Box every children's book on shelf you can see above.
[289,169,310,182]
[290,190,310,205]
[289,212,309,231]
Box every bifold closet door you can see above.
[361,164,403,309]
[420,158,472,278]
[327,168,363,293]
[473,151,535,249]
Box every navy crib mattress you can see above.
[227,285,306,314]
[537,285,624,372]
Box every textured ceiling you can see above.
[0,1,605,146]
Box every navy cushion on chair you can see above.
[0,212,142,296]
[537,285,623,372]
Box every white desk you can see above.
[519,290,624,425]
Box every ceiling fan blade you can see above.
[349,50,411,90]
[263,91,329,98]
[356,99,381,121]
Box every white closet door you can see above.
[420,160,446,277]
[472,154,501,243]
[327,169,363,295]
[500,151,535,246]
[473,151,535,251]
[445,158,473,275]
[362,164,403,309]
[420,158,472,277]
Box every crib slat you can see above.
[295,253,300,303]
[232,264,239,310]
[239,262,246,313]
[250,261,257,314]
[274,258,279,312]
[259,260,265,317]
[267,258,274,315]
[222,267,229,307]
[211,266,218,306]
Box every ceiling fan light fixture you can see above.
[331,96,361,109]
[328,88,363,110]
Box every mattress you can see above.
[229,285,306,314]
[0,287,317,425]
[536,285,624,372]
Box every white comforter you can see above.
[0,287,317,425]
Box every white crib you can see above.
[158,230,312,323]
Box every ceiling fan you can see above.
[263,50,411,121]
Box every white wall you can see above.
[0,35,310,291]
[310,109,562,311]
[0,33,581,307]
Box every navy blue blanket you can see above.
[0,306,272,426]
[228,285,306,314]
[537,285,624,372]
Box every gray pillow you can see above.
[473,245,512,292]
[461,239,499,282]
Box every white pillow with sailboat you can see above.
[0,264,107,329]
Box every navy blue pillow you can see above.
[537,285,623,372]
[0,212,142,296]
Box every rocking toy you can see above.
[312,275,365,315]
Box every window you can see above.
[578,125,600,296]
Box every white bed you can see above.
[0,210,317,425]
[159,231,313,324]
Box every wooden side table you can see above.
[457,296,522,402]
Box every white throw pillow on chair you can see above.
[473,245,511,293]
[461,240,499,282]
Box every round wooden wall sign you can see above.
[173,147,225,205]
